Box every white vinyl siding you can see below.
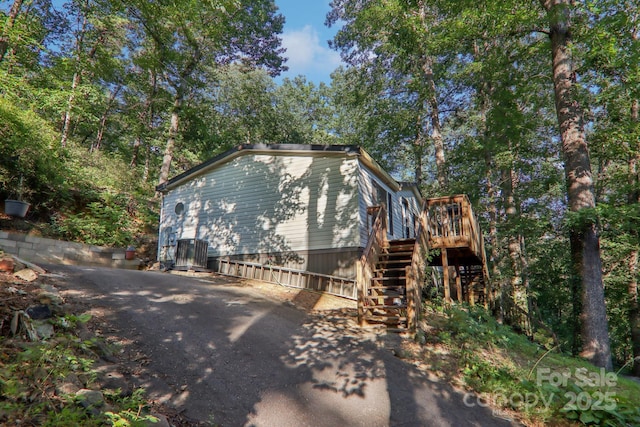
[357,164,405,245]
[159,153,360,257]
[397,189,422,238]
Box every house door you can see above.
[372,181,393,237]
[401,198,412,239]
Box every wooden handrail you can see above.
[406,199,430,330]
[357,205,388,326]
[425,194,485,261]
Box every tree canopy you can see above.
[1,0,639,380]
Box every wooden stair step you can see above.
[378,262,412,268]
[370,285,405,290]
[368,297,405,303]
[388,239,415,245]
[375,268,409,274]
[378,258,412,262]
[366,303,407,309]
[369,290,405,296]
[380,251,414,257]
[385,246,415,252]
[369,285,405,290]
[376,258,411,265]
[371,276,407,286]
[363,315,407,324]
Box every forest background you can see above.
[0,0,638,376]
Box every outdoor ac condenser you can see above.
[175,239,209,270]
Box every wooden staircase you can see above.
[357,195,491,331]
[357,204,428,331]
[364,238,416,329]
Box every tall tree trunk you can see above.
[131,70,158,168]
[93,86,120,152]
[60,71,81,148]
[502,168,522,314]
[60,1,103,148]
[417,2,447,189]
[158,88,184,186]
[0,0,23,64]
[413,114,425,187]
[156,36,200,186]
[475,39,501,317]
[61,5,89,148]
[541,0,612,370]
[131,136,142,167]
[422,56,447,189]
[485,149,502,319]
[503,163,532,334]
[143,142,151,182]
[629,98,640,376]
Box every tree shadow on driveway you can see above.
[52,266,516,426]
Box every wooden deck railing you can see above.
[356,205,388,326]
[426,195,484,261]
[406,199,430,330]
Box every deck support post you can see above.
[468,267,476,306]
[441,249,451,303]
[483,255,491,310]
[406,265,416,331]
[454,259,462,303]
[356,261,366,326]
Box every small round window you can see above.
[174,202,185,215]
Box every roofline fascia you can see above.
[357,149,401,192]
[156,144,401,193]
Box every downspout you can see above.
[157,192,165,264]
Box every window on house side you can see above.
[175,202,185,215]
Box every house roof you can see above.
[156,144,414,194]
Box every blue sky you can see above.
[28,0,342,86]
[275,0,343,85]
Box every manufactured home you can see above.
[156,144,422,279]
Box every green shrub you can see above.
[51,193,135,247]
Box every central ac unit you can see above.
[175,239,209,270]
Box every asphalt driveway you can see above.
[46,264,515,427]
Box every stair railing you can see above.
[426,194,485,262]
[426,194,492,307]
[357,205,388,326]
[460,196,491,306]
[426,195,466,245]
[406,199,430,330]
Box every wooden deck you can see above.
[425,195,486,265]
[356,195,492,329]
[216,194,491,331]
[424,195,490,305]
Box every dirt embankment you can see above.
[0,254,190,426]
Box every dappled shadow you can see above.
[159,152,361,277]
[280,314,385,398]
[50,265,518,426]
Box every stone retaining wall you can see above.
[0,231,140,269]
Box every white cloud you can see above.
[281,25,342,80]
